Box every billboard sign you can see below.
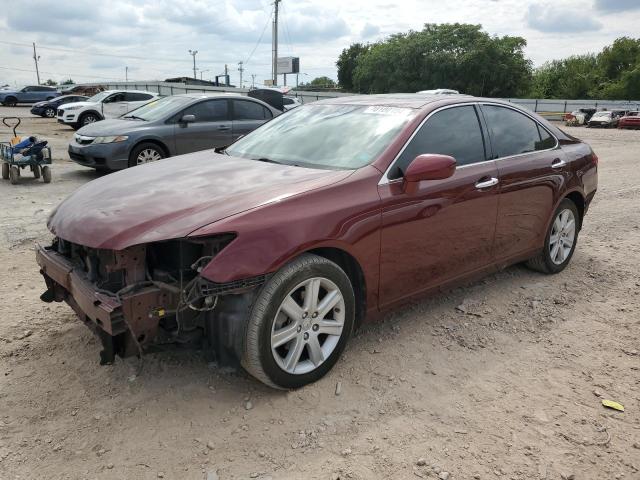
[277,57,300,74]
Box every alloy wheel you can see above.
[136,148,162,164]
[82,115,97,125]
[549,208,576,265]
[45,108,56,118]
[271,277,345,375]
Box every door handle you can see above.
[475,177,499,189]
[218,125,231,131]
[551,158,566,169]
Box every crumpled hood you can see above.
[48,151,352,250]
[77,119,145,136]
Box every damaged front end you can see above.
[36,235,264,366]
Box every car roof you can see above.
[315,93,481,109]
[102,89,158,95]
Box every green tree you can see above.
[336,43,370,91]
[349,23,531,96]
[44,78,58,86]
[530,55,599,99]
[306,76,337,88]
[61,78,74,85]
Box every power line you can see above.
[244,13,272,66]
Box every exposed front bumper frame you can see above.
[36,244,176,363]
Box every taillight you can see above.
[591,152,598,166]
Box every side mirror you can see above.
[180,114,196,124]
[403,154,456,193]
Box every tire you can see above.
[9,166,19,185]
[242,253,355,389]
[3,96,17,107]
[526,198,580,274]
[128,142,166,168]
[42,166,52,184]
[32,165,41,179]
[44,107,56,118]
[79,112,99,126]
[1,162,8,180]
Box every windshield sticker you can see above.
[363,106,409,115]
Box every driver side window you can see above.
[389,105,487,179]
[104,93,125,103]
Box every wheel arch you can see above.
[564,190,585,230]
[79,110,103,121]
[131,138,170,158]
[305,246,367,328]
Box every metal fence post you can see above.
[534,99,538,112]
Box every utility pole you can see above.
[251,74,256,88]
[32,42,41,85]
[272,0,281,85]
[189,49,198,79]
[125,66,128,82]
[238,61,244,88]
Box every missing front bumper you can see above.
[36,244,177,364]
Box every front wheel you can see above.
[1,162,8,180]
[128,142,165,168]
[79,112,99,126]
[242,254,355,389]
[44,107,56,118]
[9,166,19,184]
[3,96,17,107]
[526,198,579,274]
[42,166,52,183]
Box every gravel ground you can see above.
[0,108,639,480]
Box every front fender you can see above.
[189,166,383,307]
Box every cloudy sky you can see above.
[0,0,639,88]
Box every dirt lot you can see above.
[0,107,638,480]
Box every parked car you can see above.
[30,95,88,118]
[283,96,302,111]
[57,90,159,130]
[564,108,596,126]
[618,111,640,129]
[67,93,279,170]
[0,85,60,106]
[417,88,460,94]
[37,94,598,389]
[587,111,620,128]
[61,85,105,96]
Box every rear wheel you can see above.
[42,166,52,183]
[44,107,56,118]
[32,165,41,178]
[1,162,8,180]
[9,166,19,184]
[242,254,355,389]
[128,142,165,168]
[526,198,579,274]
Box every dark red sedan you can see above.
[37,94,598,389]
[618,111,640,129]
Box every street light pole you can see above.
[272,0,281,85]
[32,42,41,85]
[238,61,244,88]
[188,49,198,79]
[125,66,128,82]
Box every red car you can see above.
[37,94,598,389]
[618,111,640,129]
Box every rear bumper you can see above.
[36,244,174,362]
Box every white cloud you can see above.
[0,0,638,88]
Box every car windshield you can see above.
[123,96,193,121]
[87,91,112,103]
[226,104,415,169]
[626,111,639,117]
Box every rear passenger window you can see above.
[233,100,272,120]
[391,105,486,178]
[482,105,555,158]
[124,92,153,101]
